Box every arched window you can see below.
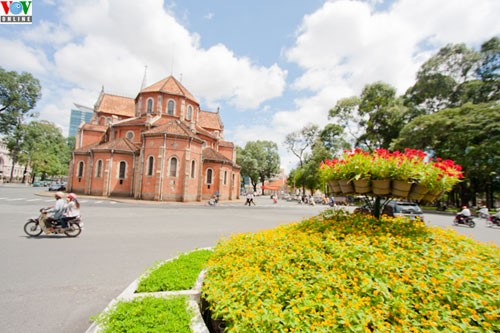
[206,168,213,185]
[169,157,178,177]
[224,171,228,185]
[118,161,127,179]
[147,156,154,176]
[190,160,196,178]
[77,161,84,178]
[187,105,193,120]
[146,98,153,114]
[95,160,103,178]
[167,100,175,115]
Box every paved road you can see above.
[0,184,498,333]
[0,185,328,333]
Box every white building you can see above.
[0,138,29,183]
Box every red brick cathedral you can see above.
[68,75,240,202]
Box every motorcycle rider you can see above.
[61,193,80,228]
[456,205,471,222]
[44,191,66,228]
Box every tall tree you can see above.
[0,67,42,181]
[357,82,406,149]
[0,67,41,134]
[477,36,500,102]
[328,96,363,146]
[284,124,319,194]
[237,141,280,192]
[23,121,71,180]
[392,102,500,207]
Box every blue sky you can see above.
[1,0,499,171]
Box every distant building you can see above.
[0,137,30,182]
[68,75,240,202]
[68,104,93,137]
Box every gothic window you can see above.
[118,161,127,179]
[95,160,103,178]
[146,98,153,114]
[167,100,175,115]
[77,161,84,179]
[169,157,178,177]
[190,160,196,178]
[224,170,228,185]
[147,156,154,176]
[187,105,193,120]
[206,168,213,185]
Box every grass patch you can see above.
[203,209,500,332]
[136,249,213,292]
[92,296,192,333]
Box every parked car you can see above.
[31,181,42,187]
[383,200,424,221]
[48,183,66,191]
[353,200,424,221]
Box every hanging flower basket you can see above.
[339,179,354,194]
[422,190,443,203]
[328,180,342,194]
[372,179,391,196]
[391,180,412,198]
[408,184,429,201]
[353,179,371,194]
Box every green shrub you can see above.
[136,249,213,292]
[93,296,192,333]
[203,210,500,332]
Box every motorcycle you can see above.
[488,215,500,227]
[24,210,83,237]
[453,215,476,228]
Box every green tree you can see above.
[237,141,280,192]
[0,67,42,181]
[392,102,500,207]
[0,67,41,134]
[328,96,363,146]
[12,121,71,182]
[284,124,319,194]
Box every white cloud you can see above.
[0,38,50,74]
[231,0,500,171]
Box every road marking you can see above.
[95,201,103,204]
[7,198,24,201]
[0,197,7,200]
[27,198,42,202]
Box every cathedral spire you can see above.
[140,65,148,90]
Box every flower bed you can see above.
[202,210,500,332]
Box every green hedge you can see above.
[136,249,213,292]
[92,296,192,333]
[203,210,500,332]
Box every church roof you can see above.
[81,123,107,132]
[92,137,140,153]
[143,119,202,142]
[202,147,234,164]
[95,93,135,118]
[219,140,234,148]
[198,110,222,131]
[141,76,198,103]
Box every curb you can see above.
[85,251,211,333]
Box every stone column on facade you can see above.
[67,153,75,191]
[180,100,185,121]
[133,152,143,199]
[155,134,166,201]
[104,154,113,197]
[85,152,94,195]
[182,145,191,202]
